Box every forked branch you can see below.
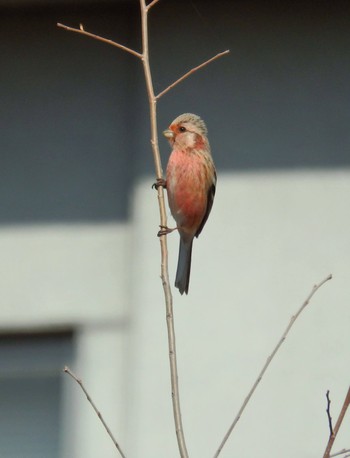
[58,2,229,458]
[323,386,350,458]
[146,0,160,10]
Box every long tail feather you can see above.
[175,238,193,295]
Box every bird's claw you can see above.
[152,178,167,190]
[157,225,176,237]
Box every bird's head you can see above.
[163,113,208,150]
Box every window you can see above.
[0,332,73,458]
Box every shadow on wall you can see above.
[1,1,350,224]
[0,4,141,225]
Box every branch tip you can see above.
[214,274,332,458]
[156,49,230,100]
[64,365,126,457]
[57,22,142,59]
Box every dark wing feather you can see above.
[195,170,217,238]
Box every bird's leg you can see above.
[152,178,167,190]
[157,225,177,237]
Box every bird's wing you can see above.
[195,169,217,238]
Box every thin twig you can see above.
[57,23,142,59]
[156,50,230,100]
[63,366,127,458]
[327,390,334,438]
[331,449,350,457]
[323,386,350,458]
[213,274,332,458]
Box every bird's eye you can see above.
[179,126,186,132]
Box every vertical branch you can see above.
[326,390,334,439]
[139,1,189,457]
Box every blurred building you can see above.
[0,1,349,457]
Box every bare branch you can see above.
[327,390,334,439]
[139,0,189,456]
[156,50,230,100]
[57,23,142,59]
[331,449,350,457]
[323,386,350,458]
[64,366,127,458]
[213,274,333,458]
[147,0,160,10]
[59,3,229,457]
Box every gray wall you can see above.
[1,3,140,223]
[1,0,350,223]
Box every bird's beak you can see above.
[163,129,174,139]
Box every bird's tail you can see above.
[175,237,193,295]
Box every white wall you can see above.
[127,169,350,457]
[0,223,129,327]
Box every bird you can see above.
[161,113,216,295]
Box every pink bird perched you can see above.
[162,113,217,295]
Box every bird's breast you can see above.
[166,149,211,233]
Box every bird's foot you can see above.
[157,225,177,237]
[152,178,167,190]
